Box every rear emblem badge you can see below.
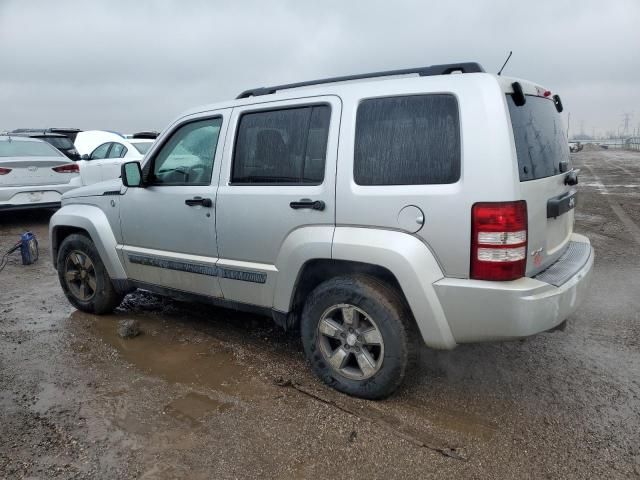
[27,166,38,172]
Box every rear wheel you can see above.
[57,234,123,314]
[301,275,416,399]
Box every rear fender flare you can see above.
[331,227,456,350]
[272,225,335,313]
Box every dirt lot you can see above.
[1,149,639,479]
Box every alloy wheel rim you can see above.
[317,303,384,380]
[64,250,97,302]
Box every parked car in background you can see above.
[13,128,83,143]
[6,131,80,160]
[77,136,154,185]
[569,142,583,153]
[74,130,126,156]
[49,62,593,398]
[0,136,81,211]
[124,131,160,140]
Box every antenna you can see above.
[497,51,513,76]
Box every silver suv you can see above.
[50,62,593,399]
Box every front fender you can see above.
[49,204,127,279]
[332,227,456,350]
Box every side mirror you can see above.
[81,154,89,160]
[121,161,144,187]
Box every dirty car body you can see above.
[49,62,593,399]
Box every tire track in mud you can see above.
[581,163,640,246]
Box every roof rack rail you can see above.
[236,62,484,99]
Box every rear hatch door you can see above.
[507,92,574,276]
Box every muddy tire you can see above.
[57,233,123,314]
[301,275,416,400]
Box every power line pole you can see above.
[621,112,633,137]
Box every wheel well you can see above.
[288,259,407,326]
[52,226,90,266]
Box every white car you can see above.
[0,136,81,211]
[74,131,154,184]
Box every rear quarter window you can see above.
[507,95,569,181]
[354,94,460,185]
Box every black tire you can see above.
[301,275,417,399]
[57,233,123,314]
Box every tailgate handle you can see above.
[547,191,577,218]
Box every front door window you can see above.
[150,118,223,186]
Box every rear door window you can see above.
[108,143,127,158]
[354,94,460,185]
[507,95,569,181]
[231,105,331,185]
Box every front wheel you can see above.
[301,275,416,399]
[57,233,123,314]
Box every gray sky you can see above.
[1,0,638,137]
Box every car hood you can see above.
[62,178,123,199]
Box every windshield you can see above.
[131,142,152,154]
[0,139,64,157]
[40,136,75,150]
[507,95,569,181]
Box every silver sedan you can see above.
[0,135,82,211]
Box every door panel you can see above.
[215,97,340,307]
[80,142,111,185]
[119,111,230,297]
[100,143,127,181]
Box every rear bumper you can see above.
[434,233,594,343]
[0,182,80,210]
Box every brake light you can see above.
[0,167,11,175]
[471,201,528,281]
[52,163,79,174]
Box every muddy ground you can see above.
[1,149,639,479]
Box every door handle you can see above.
[289,199,325,211]
[185,196,213,207]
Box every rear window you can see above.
[354,94,460,185]
[0,139,63,157]
[40,136,74,150]
[507,95,569,181]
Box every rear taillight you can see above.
[471,201,528,281]
[52,163,79,174]
[0,167,11,175]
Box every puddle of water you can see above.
[69,311,267,400]
[164,392,232,427]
